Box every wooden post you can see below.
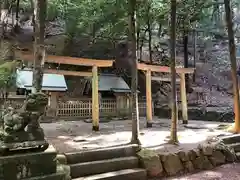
[180,73,188,124]
[47,92,58,117]
[146,69,153,127]
[92,65,99,131]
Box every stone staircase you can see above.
[221,134,240,160]
[64,144,147,180]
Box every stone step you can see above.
[70,156,139,178]
[65,144,138,164]
[24,173,65,180]
[228,143,240,152]
[73,168,147,180]
[220,134,240,145]
[235,152,240,160]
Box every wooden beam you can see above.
[137,63,195,74]
[17,51,114,67]
[92,66,99,131]
[44,69,92,77]
[146,69,152,127]
[151,76,181,83]
[180,73,188,124]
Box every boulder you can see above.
[57,164,71,180]
[210,150,226,165]
[188,149,201,160]
[199,144,214,156]
[178,150,189,162]
[56,154,67,165]
[161,153,184,176]
[193,155,213,170]
[183,161,195,172]
[138,149,164,177]
[221,148,236,162]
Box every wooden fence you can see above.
[57,98,149,118]
[0,97,151,118]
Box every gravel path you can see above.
[164,163,240,180]
[42,118,231,153]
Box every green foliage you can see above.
[18,0,240,50]
[0,61,18,95]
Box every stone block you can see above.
[193,155,213,170]
[183,161,195,173]
[24,173,65,180]
[138,150,163,177]
[221,149,236,162]
[162,153,183,176]
[57,165,71,180]
[210,150,226,166]
[0,147,57,180]
[159,154,168,162]
[56,154,67,165]
[199,144,214,156]
[188,149,201,161]
[178,151,189,162]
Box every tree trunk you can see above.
[128,0,140,144]
[183,29,189,90]
[147,3,152,63]
[224,0,240,133]
[15,0,20,26]
[169,0,178,144]
[32,0,47,93]
[192,27,197,82]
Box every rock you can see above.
[56,154,67,164]
[162,153,184,176]
[183,161,195,172]
[138,149,164,177]
[178,150,189,162]
[199,144,214,156]
[193,155,213,170]
[221,148,236,162]
[193,148,202,156]
[159,153,168,162]
[188,149,201,160]
[211,150,226,165]
[208,157,217,166]
[57,164,71,180]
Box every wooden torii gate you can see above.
[17,50,194,130]
[137,63,195,126]
[16,51,114,131]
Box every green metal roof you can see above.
[98,74,130,92]
[16,69,68,91]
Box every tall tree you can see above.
[32,0,47,93]
[129,0,140,144]
[169,0,178,144]
[224,0,240,133]
[146,1,152,63]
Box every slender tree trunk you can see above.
[15,0,20,26]
[136,20,140,60]
[147,3,152,63]
[157,23,162,38]
[192,27,197,82]
[169,0,178,144]
[128,0,140,144]
[183,29,189,90]
[224,0,240,133]
[140,29,147,61]
[32,0,47,93]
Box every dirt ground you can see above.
[164,163,240,180]
[42,117,232,153]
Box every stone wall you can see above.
[154,107,234,122]
[138,141,236,178]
